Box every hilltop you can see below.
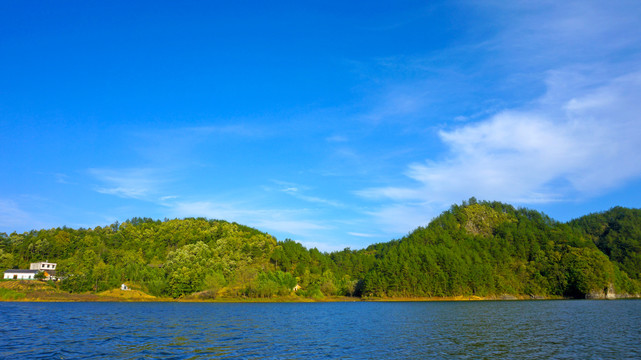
[1,200,639,300]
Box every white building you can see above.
[30,262,57,271]
[3,261,58,280]
[3,269,40,280]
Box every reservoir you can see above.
[1,300,639,359]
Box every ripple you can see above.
[0,301,640,358]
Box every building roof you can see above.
[4,269,40,274]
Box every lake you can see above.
[1,300,639,359]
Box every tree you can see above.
[202,271,226,298]
[165,241,215,297]
[0,249,14,270]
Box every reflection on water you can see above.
[0,300,640,359]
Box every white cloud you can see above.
[359,69,641,230]
[347,1,641,237]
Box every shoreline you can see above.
[3,281,636,303]
[5,296,631,303]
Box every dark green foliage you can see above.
[570,207,641,280]
[356,200,640,298]
[561,247,615,298]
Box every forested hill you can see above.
[1,200,640,299]
[360,200,640,298]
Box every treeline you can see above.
[1,200,640,299]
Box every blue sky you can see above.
[2,1,641,251]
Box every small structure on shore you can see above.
[121,283,129,291]
[292,284,302,292]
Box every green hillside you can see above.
[1,200,639,300]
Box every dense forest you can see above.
[1,199,640,299]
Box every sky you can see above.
[2,1,641,251]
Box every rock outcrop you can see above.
[585,283,616,299]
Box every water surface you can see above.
[1,300,639,359]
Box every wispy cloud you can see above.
[0,199,39,231]
[364,203,438,235]
[183,124,273,138]
[266,180,345,208]
[347,232,378,238]
[278,184,344,208]
[89,168,166,199]
[298,241,351,253]
[169,200,330,239]
[481,0,641,66]
[362,84,433,124]
[159,195,178,201]
[54,173,75,185]
[326,135,349,143]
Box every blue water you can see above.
[0,300,640,359]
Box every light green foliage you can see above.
[203,271,226,296]
[337,274,357,296]
[246,271,298,297]
[462,203,516,237]
[165,241,215,297]
[93,261,111,291]
[319,270,337,296]
[0,249,14,270]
